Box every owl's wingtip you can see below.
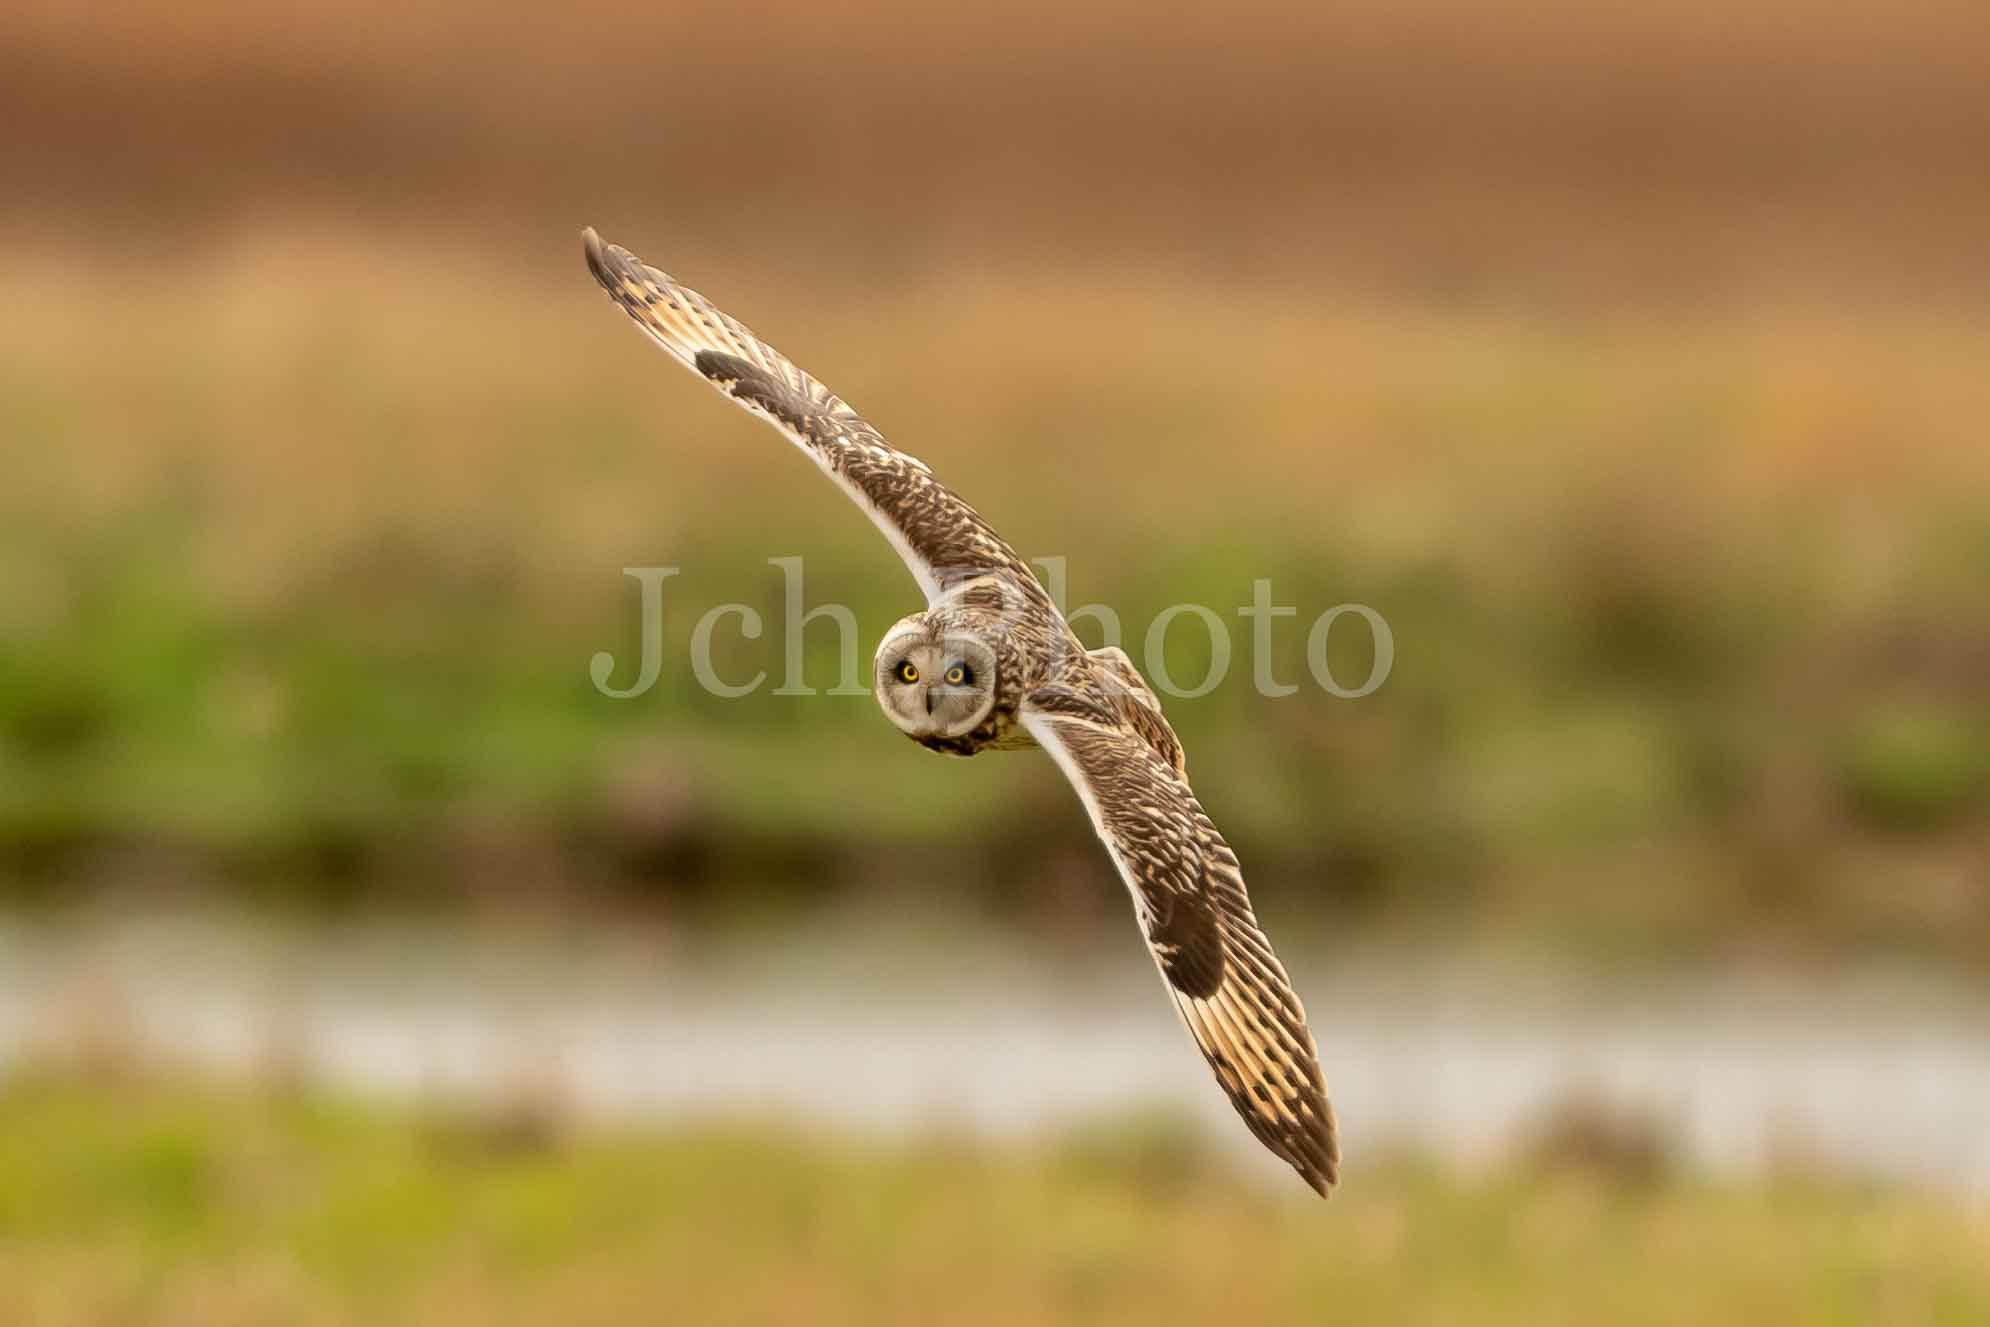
[581,226,612,286]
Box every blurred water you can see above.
[1,907,1985,1195]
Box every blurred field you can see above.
[5,249,1988,956]
[5,3,1990,1318]
[2,1072,1985,1327]
[8,1,1990,307]
[6,0,1989,953]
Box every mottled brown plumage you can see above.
[583,228,1339,1195]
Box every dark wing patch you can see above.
[692,350,817,433]
[1145,883,1225,999]
[1023,703,1340,1197]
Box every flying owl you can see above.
[583,229,1339,1196]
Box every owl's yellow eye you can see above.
[945,663,969,686]
[895,660,919,684]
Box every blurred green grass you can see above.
[0,1073,1984,1326]
[3,256,1988,954]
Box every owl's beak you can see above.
[923,688,935,716]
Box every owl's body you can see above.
[584,229,1340,1196]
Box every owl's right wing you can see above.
[1022,696,1339,1196]
[584,229,1036,607]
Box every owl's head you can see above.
[873,614,999,741]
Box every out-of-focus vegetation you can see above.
[5,262,1987,956]
[5,3,1989,1318]
[1,1072,1984,1327]
[4,0,1988,957]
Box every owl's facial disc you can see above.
[873,619,998,741]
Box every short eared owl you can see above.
[583,229,1339,1195]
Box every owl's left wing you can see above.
[583,228,1037,608]
[1021,697,1340,1196]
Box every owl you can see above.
[584,229,1339,1196]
